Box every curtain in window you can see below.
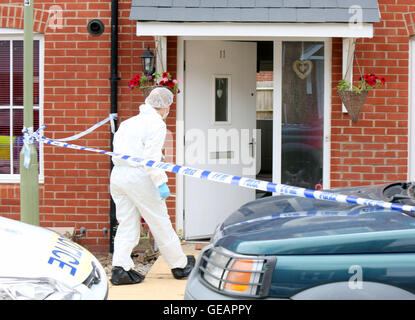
[12,40,39,106]
[0,41,10,173]
[0,41,10,106]
[13,41,23,107]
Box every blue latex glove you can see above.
[158,183,170,200]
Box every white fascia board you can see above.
[136,22,373,38]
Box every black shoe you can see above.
[110,266,145,285]
[171,255,195,280]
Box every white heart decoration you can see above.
[292,60,313,79]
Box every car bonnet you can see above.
[0,217,95,288]
[215,194,415,255]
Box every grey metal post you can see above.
[20,0,39,225]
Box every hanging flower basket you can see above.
[128,72,181,98]
[337,73,386,124]
[337,90,368,123]
[142,85,158,98]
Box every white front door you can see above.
[184,40,257,239]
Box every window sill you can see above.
[0,175,44,184]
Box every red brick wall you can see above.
[404,7,415,36]
[0,0,180,254]
[42,0,114,254]
[165,37,178,229]
[330,0,413,188]
[257,71,273,82]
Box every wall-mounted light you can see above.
[141,45,155,75]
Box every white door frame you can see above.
[175,37,332,237]
[409,37,415,182]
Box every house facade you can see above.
[0,0,414,254]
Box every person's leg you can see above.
[126,170,188,269]
[137,197,188,269]
[110,167,145,285]
[111,192,141,271]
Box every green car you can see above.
[185,182,415,300]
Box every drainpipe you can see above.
[109,0,119,253]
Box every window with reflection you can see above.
[215,77,229,122]
[281,42,324,189]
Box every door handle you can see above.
[249,138,255,157]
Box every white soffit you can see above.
[136,22,374,38]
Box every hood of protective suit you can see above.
[145,87,173,109]
[139,103,163,117]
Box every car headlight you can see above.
[199,246,276,298]
[223,258,263,295]
[202,248,230,288]
[0,277,81,300]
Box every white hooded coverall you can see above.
[111,91,187,271]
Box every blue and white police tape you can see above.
[22,126,35,169]
[29,132,415,214]
[22,113,117,169]
[222,207,383,232]
[38,113,118,142]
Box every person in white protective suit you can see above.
[110,87,195,285]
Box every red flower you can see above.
[128,70,179,94]
[130,78,139,87]
[380,76,386,84]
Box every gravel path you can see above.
[96,250,159,279]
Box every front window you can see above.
[0,35,43,182]
[214,77,230,123]
[281,41,324,190]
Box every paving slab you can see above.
[107,243,202,300]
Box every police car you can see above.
[0,216,108,300]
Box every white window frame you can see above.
[0,29,44,183]
[212,75,231,125]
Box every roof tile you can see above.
[130,0,380,23]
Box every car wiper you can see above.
[386,193,415,218]
[388,194,413,203]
